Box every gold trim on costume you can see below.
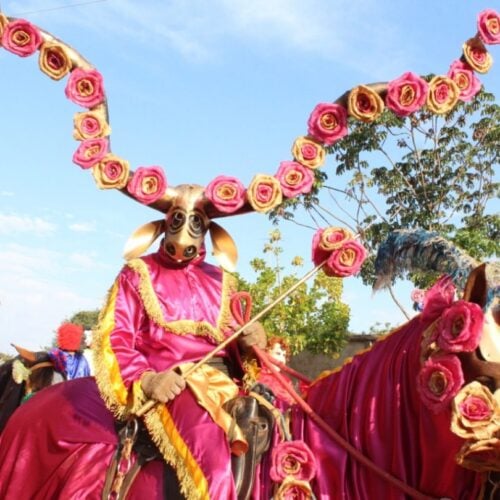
[93,280,131,418]
[126,258,236,343]
[144,403,210,499]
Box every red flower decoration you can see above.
[436,300,484,353]
[421,276,456,323]
[417,355,464,413]
[477,9,500,45]
[127,166,167,205]
[270,440,317,483]
[205,175,246,214]
[324,239,367,277]
[275,161,314,198]
[307,103,348,146]
[72,138,109,169]
[65,68,105,108]
[1,19,42,57]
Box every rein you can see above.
[234,290,438,500]
[252,346,439,500]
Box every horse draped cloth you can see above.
[0,244,247,499]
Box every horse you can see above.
[0,347,65,433]
[0,231,498,499]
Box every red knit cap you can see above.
[56,323,84,351]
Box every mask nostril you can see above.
[184,246,197,258]
[166,243,176,256]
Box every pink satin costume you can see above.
[0,245,243,499]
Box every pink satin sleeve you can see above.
[109,271,152,388]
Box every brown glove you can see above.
[141,369,186,403]
[238,321,267,353]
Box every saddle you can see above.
[103,395,274,500]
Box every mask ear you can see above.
[209,221,238,272]
[123,219,166,261]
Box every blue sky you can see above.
[0,0,499,353]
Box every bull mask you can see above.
[122,184,252,272]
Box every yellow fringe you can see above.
[144,405,210,500]
[93,279,132,419]
[127,258,236,344]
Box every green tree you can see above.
[68,309,100,330]
[233,229,350,355]
[274,86,499,291]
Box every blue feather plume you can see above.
[373,229,480,291]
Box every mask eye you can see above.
[169,210,186,232]
[189,214,204,236]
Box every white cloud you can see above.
[68,252,105,270]
[68,221,96,232]
[0,213,57,235]
[0,191,14,197]
[8,0,409,74]
[0,244,101,353]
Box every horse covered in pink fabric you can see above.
[0,232,498,499]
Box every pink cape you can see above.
[294,316,484,499]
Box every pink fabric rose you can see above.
[205,175,246,214]
[127,166,167,205]
[323,239,367,277]
[385,72,429,117]
[477,9,500,45]
[447,60,482,102]
[275,161,314,198]
[436,300,484,353]
[72,138,109,169]
[65,68,105,108]
[247,174,283,213]
[417,355,465,413]
[270,440,317,483]
[307,103,348,146]
[421,276,456,323]
[1,19,42,57]
[311,227,355,267]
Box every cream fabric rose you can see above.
[73,107,111,140]
[247,174,283,213]
[291,136,326,170]
[347,85,384,123]
[462,37,494,74]
[426,76,460,114]
[451,381,500,440]
[38,41,73,81]
[92,154,130,190]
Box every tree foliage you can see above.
[233,230,350,355]
[68,309,100,330]
[274,86,499,289]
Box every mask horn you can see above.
[209,221,238,272]
[123,219,166,261]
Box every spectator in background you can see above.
[48,323,91,380]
